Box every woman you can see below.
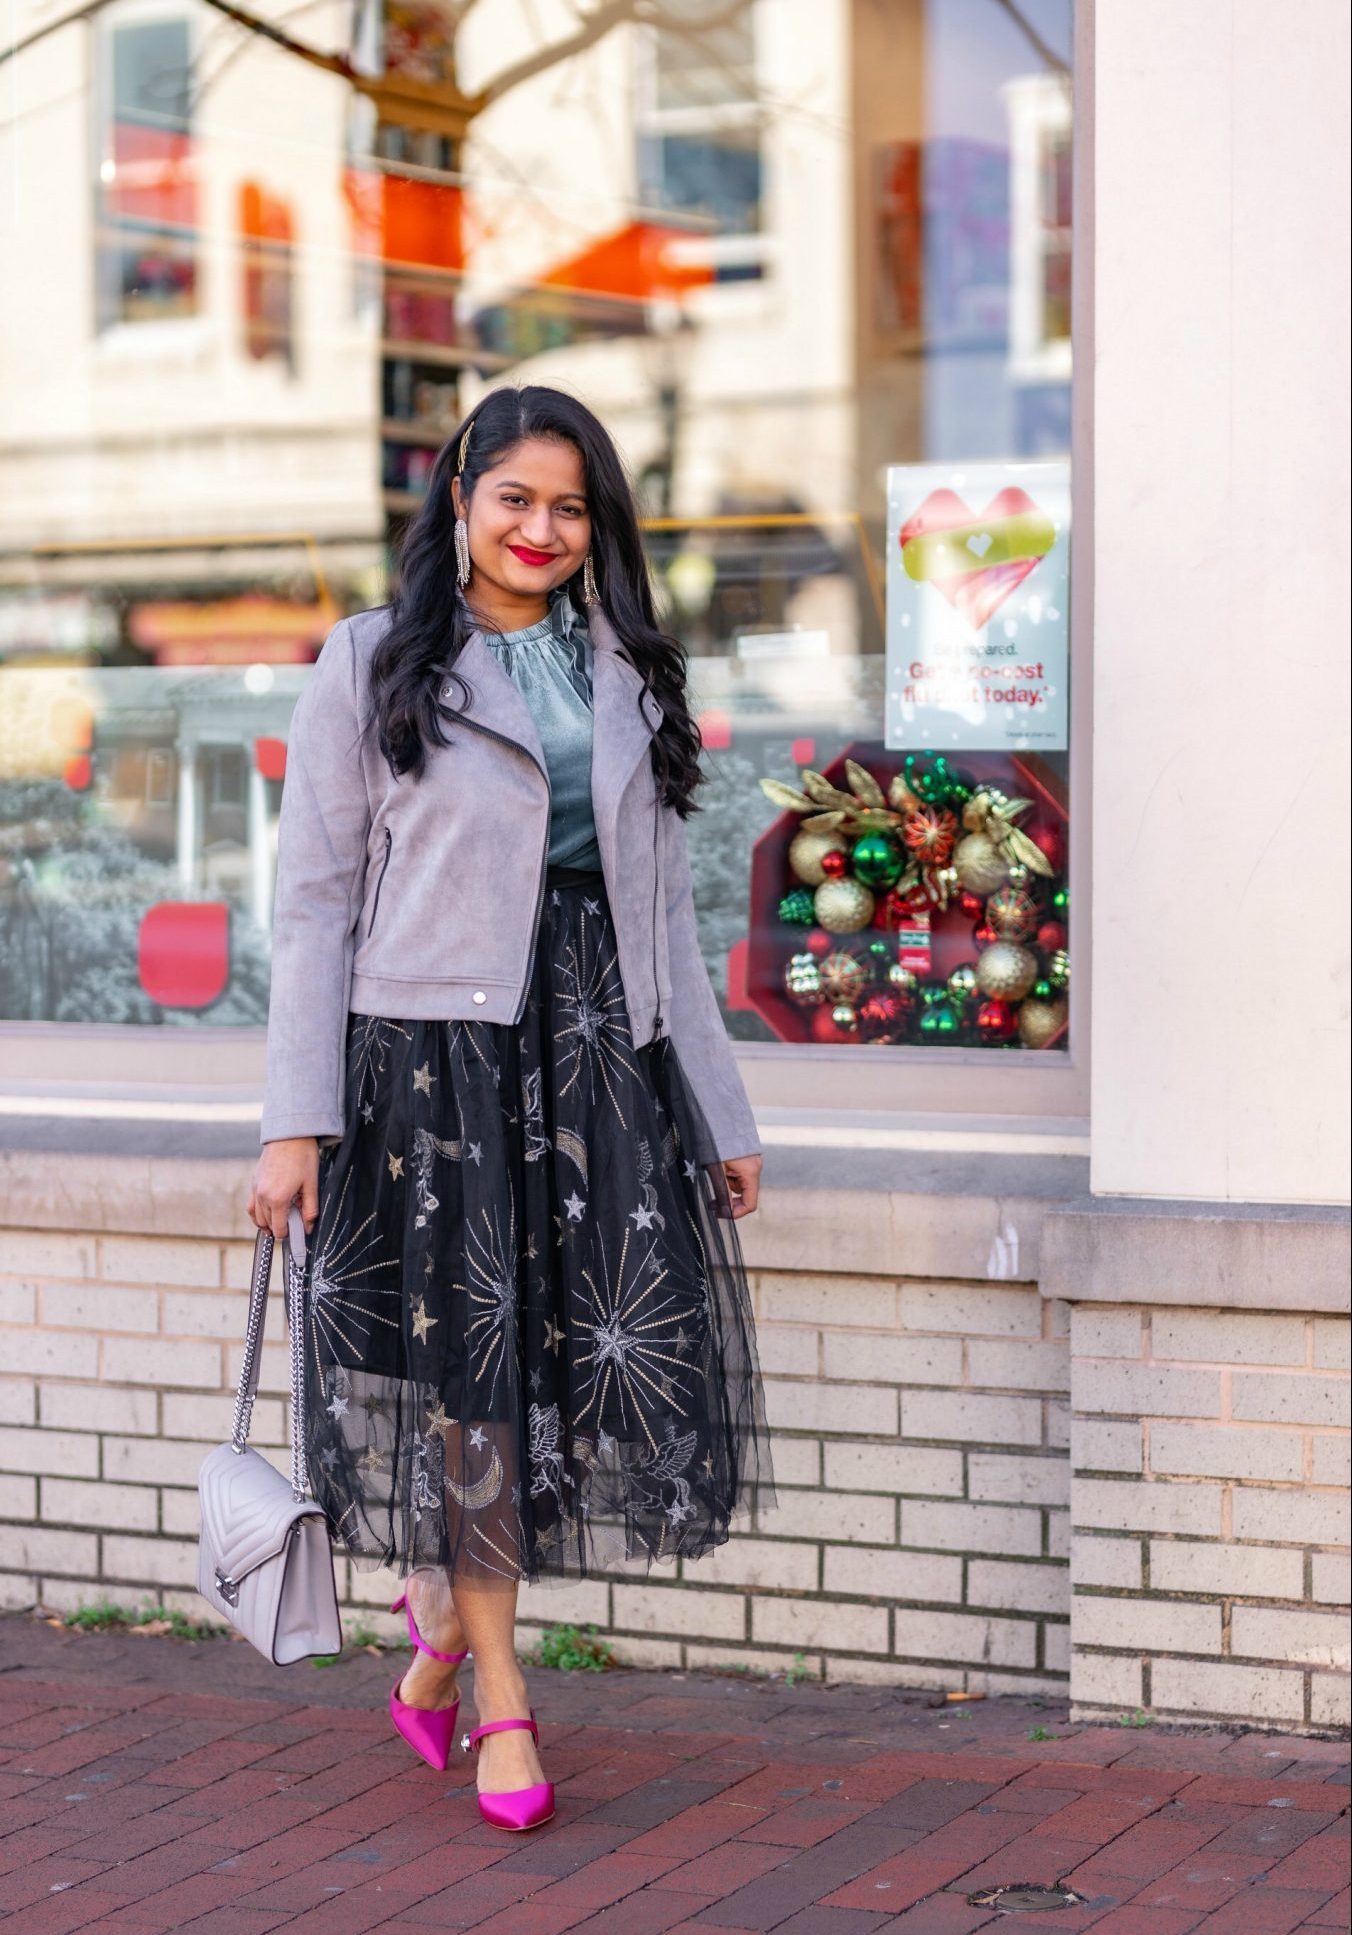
[249,384,770,1832]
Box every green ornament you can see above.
[904,752,955,806]
[1030,977,1054,1002]
[865,939,892,976]
[918,998,960,1040]
[850,829,904,889]
[1047,949,1070,991]
[778,887,816,926]
[947,962,979,1004]
[888,963,919,996]
[1052,885,1069,916]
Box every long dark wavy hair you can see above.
[368,385,703,815]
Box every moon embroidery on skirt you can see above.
[446,1443,505,1511]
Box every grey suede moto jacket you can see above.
[259,603,761,1164]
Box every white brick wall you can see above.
[0,1228,1071,1696]
[1070,1303,1351,1732]
[4,1221,1345,1730]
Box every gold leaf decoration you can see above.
[844,759,885,807]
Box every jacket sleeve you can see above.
[259,617,371,1146]
[661,803,762,1164]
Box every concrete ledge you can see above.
[1041,1196,1351,1313]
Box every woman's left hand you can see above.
[717,1154,762,1220]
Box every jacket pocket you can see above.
[368,825,393,936]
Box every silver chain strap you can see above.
[229,1212,311,1502]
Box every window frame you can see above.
[633,0,773,279]
[92,0,203,339]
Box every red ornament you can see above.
[857,991,908,1042]
[1025,821,1067,875]
[973,921,999,949]
[901,806,958,865]
[1036,920,1068,955]
[805,927,832,958]
[958,890,986,921]
[809,1004,854,1043]
[875,882,931,931]
[820,848,848,879]
[975,997,1017,1042]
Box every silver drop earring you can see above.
[454,516,471,588]
[582,551,598,606]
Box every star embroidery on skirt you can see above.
[468,1425,487,1449]
[529,1368,543,1395]
[413,1062,435,1096]
[361,1102,375,1123]
[467,1141,484,1166]
[683,1160,699,1182]
[702,1451,715,1478]
[629,1203,658,1231]
[326,1394,350,1419]
[411,1298,438,1344]
[543,1318,565,1355]
[359,1444,386,1473]
[387,1151,404,1181]
[564,1190,587,1222]
[425,1400,450,1436]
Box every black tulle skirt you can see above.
[304,864,772,1587]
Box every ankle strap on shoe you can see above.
[392,1594,469,1666]
[466,1713,539,1752]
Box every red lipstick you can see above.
[508,544,556,566]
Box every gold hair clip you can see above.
[458,420,473,473]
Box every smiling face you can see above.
[451,436,591,621]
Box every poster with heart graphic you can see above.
[885,461,1069,752]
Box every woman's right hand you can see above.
[249,1136,321,1239]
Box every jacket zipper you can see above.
[451,712,551,1023]
[368,825,393,936]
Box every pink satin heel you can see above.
[388,1592,469,1772]
[464,1712,555,1831]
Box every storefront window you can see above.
[1,0,1073,1067]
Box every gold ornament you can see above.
[813,878,875,933]
[986,884,1040,944]
[820,949,868,1003]
[974,941,1039,1002]
[788,827,847,886]
[954,831,1009,895]
[959,789,1054,877]
[1017,995,1068,1049]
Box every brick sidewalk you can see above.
[0,1620,1347,1934]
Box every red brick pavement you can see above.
[0,1620,1346,1934]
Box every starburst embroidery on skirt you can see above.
[306,1165,402,1361]
[553,909,637,1124]
[572,1226,701,1447]
[456,1176,522,1405]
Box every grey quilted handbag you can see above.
[196,1203,342,1664]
